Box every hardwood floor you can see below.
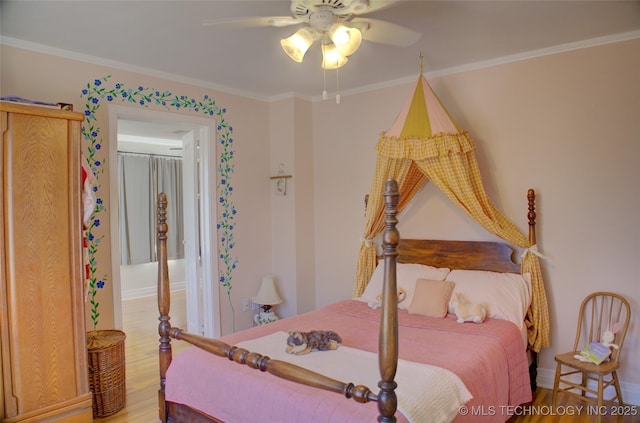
[95,293,638,422]
[505,388,638,423]
[94,291,189,423]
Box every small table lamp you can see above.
[252,276,283,325]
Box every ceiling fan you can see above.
[202,0,421,70]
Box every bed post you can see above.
[526,189,539,392]
[378,179,400,422]
[527,189,536,246]
[157,193,172,423]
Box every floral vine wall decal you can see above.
[81,75,238,329]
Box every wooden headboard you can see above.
[372,188,536,275]
[397,239,521,274]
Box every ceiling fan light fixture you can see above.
[321,44,348,70]
[280,27,314,63]
[328,23,362,56]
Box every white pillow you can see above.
[445,269,532,329]
[358,262,450,310]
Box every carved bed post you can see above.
[378,179,400,422]
[527,189,536,246]
[526,188,539,392]
[157,193,172,423]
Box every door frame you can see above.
[108,105,221,337]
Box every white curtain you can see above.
[119,152,184,265]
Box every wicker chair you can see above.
[552,292,630,422]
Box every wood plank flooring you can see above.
[95,294,638,422]
[94,291,188,423]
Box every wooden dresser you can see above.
[0,102,93,422]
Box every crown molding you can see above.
[3,30,639,104]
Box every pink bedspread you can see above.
[165,300,531,422]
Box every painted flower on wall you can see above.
[81,75,237,330]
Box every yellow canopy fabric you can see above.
[354,75,550,352]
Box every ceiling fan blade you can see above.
[201,16,303,29]
[339,0,401,15]
[269,16,307,27]
[353,17,421,47]
[361,0,402,14]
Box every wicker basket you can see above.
[87,330,127,418]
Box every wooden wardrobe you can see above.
[0,101,93,422]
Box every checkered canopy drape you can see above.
[354,75,549,352]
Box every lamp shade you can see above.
[328,23,362,57]
[280,28,314,63]
[321,44,348,70]
[253,276,283,306]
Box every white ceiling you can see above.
[117,119,192,155]
[2,0,640,102]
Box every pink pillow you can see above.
[408,279,455,318]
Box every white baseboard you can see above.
[121,281,186,300]
[537,367,640,406]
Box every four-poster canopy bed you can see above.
[156,180,541,423]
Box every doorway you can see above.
[108,105,221,338]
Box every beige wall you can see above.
[268,97,316,318]
[311,38,640,398]
[2,37,639,400]
[0,45,274,335]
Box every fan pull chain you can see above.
[322,67,328,100]
[335,57,341,104]
[320,45,342,104]
[336,69,340,104]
